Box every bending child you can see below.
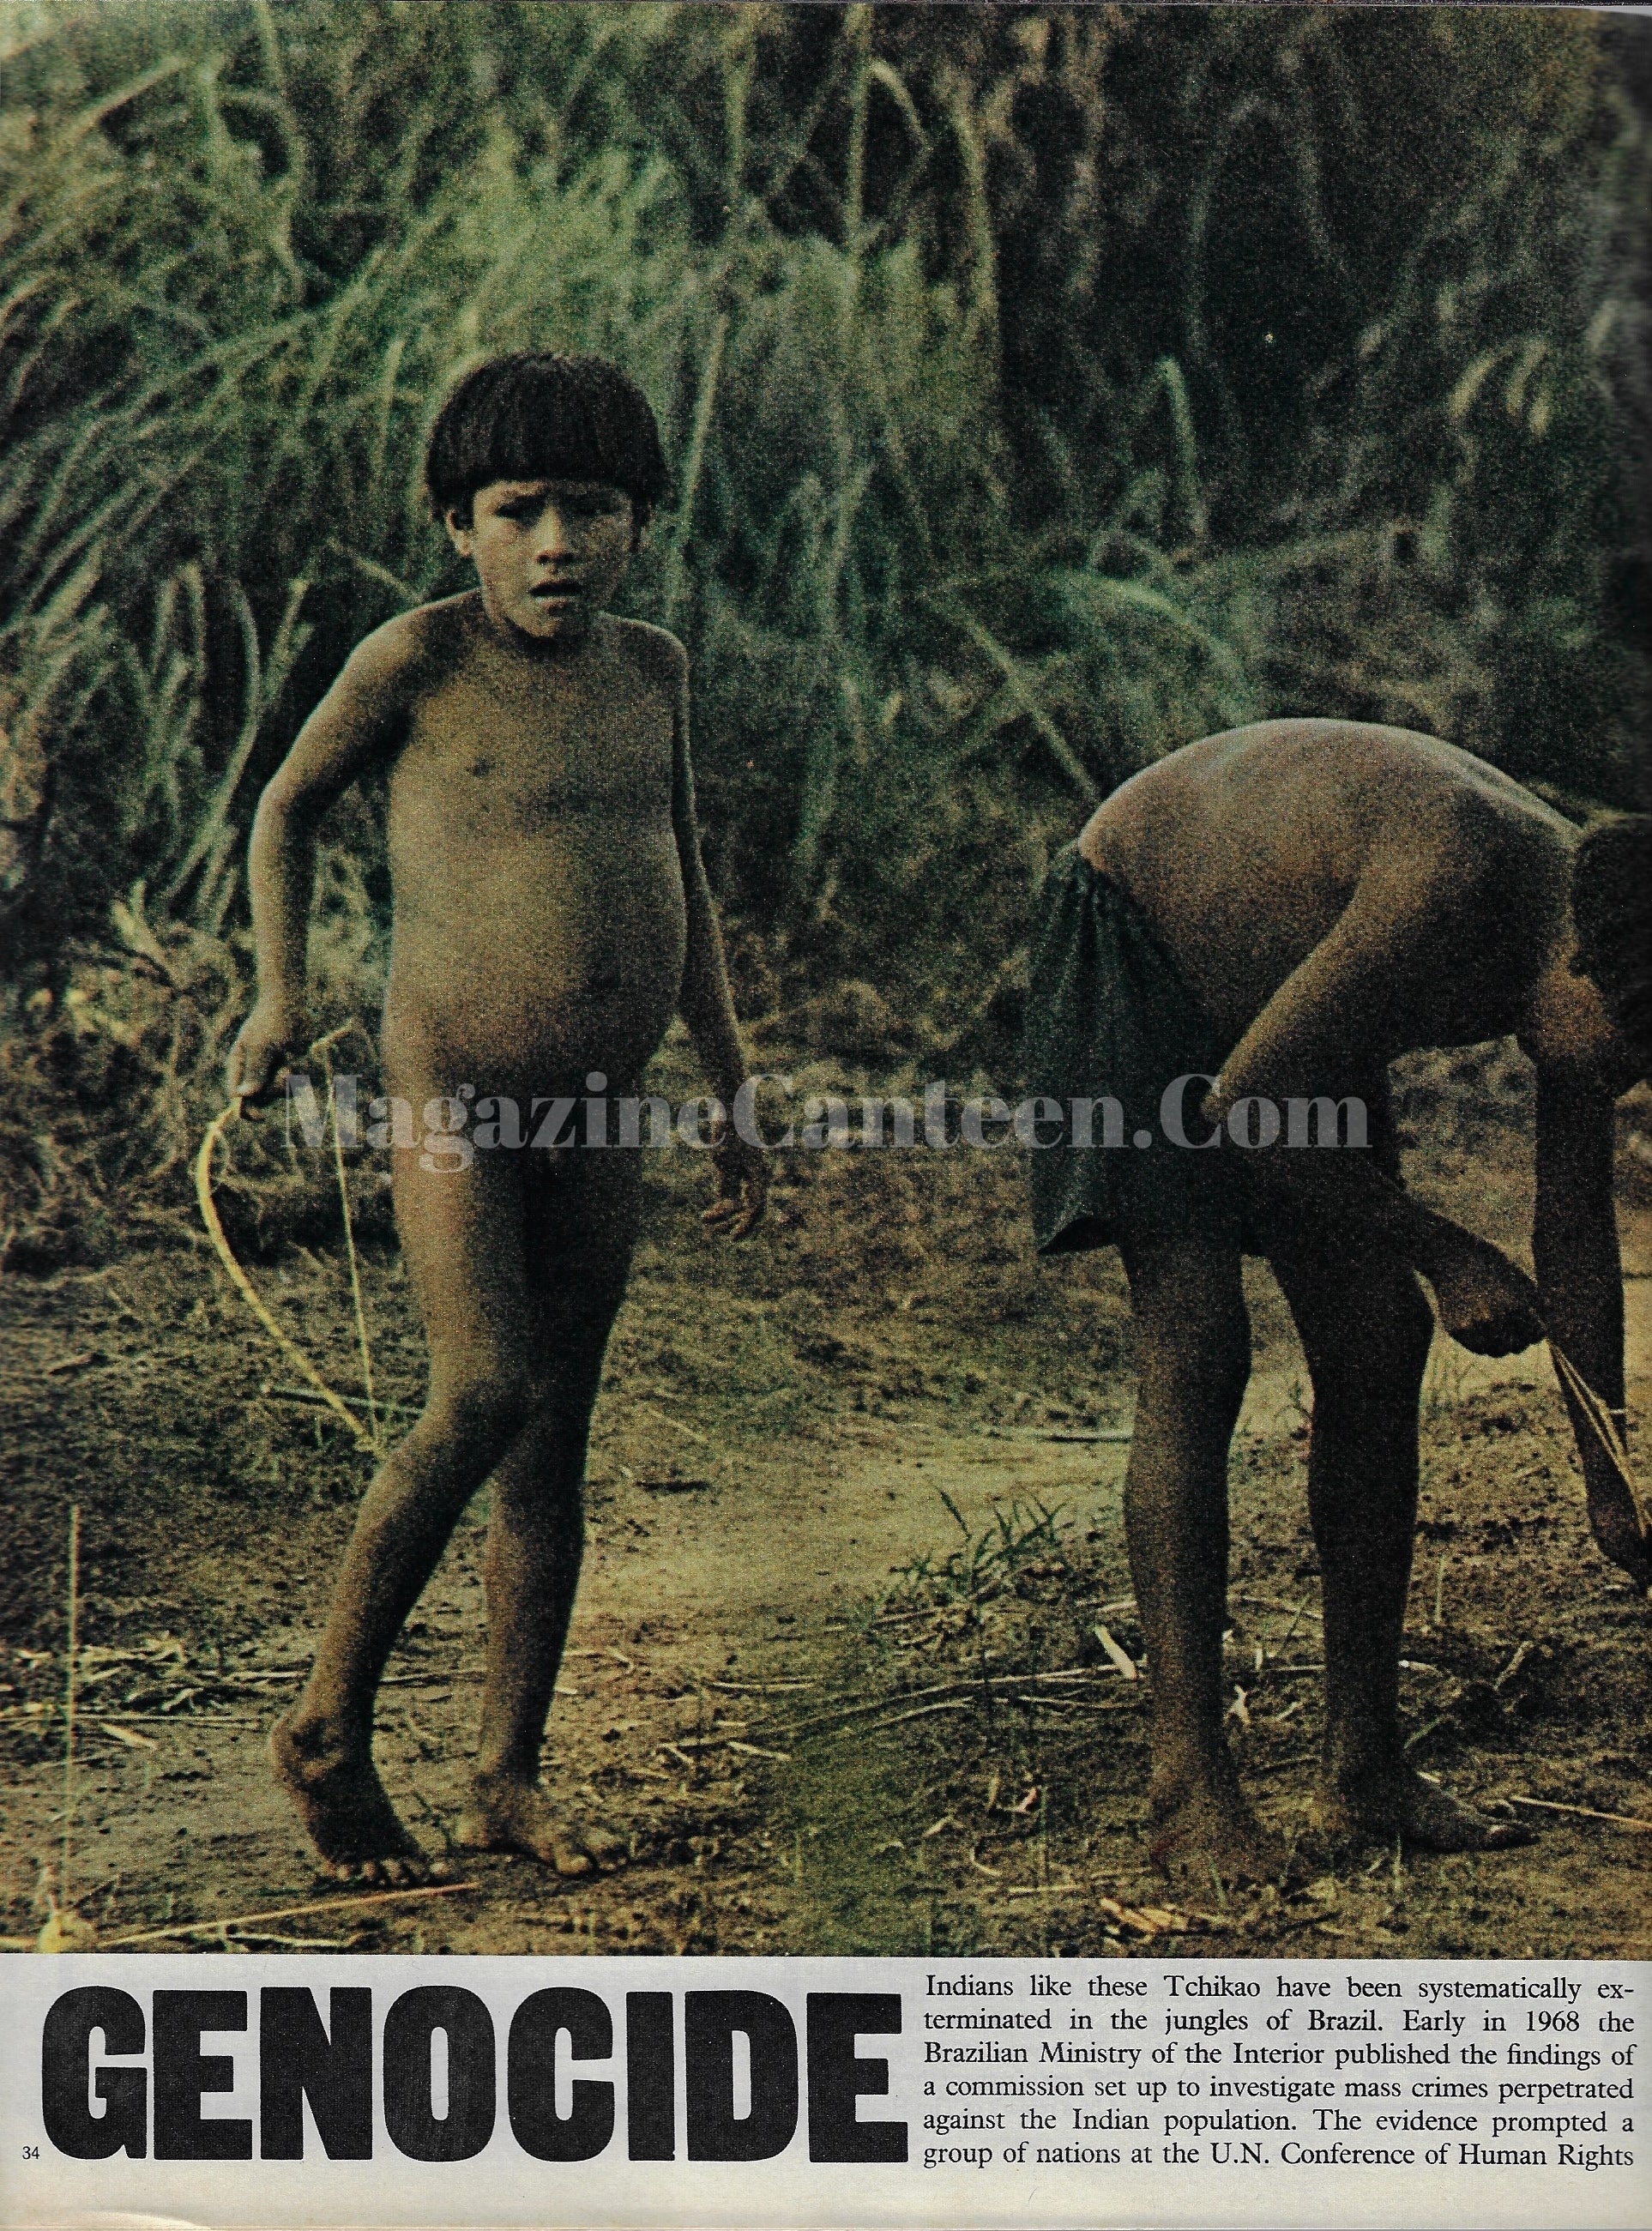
[1024,719,1649,1884]
[228,352,766,1883]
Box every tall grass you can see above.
[0,3,1644,1259]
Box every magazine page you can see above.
[1,5,1647,2228]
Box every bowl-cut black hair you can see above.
[425,352,672,534]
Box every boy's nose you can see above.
[534,504,575,561]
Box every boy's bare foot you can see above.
[271,1714,439,1884]
[1315,1768,1534,1852]
[1147,1783,1293,1885]
[456,1771,627,1876]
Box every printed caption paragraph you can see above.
[2,1955,1644,2228]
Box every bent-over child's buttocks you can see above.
[383,599,690,1093]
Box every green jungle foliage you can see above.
[0,3,1646,1115]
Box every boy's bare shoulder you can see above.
[357,592,481,681]
[328,594,482,712]
[600,614,689,686]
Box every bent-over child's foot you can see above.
[271,1713,439,1884]
[1147,1778,1293,1887]
[1315,1766,1534,1852]
[456,1770,627,1876]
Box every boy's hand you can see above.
[705,1122,767,1239]
[1426,1232,1545,1356]
[226,1004,313,1111]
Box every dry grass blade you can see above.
[1094,1624,1141,1681]
[1095,1894,1199,1937]
[862,1699,972,1732]
[1239,1595,1323,1623]
[775,1664,1136,1740]
[1505,1796,1652,1835]
[106,1882,479,1946]
[99,1722,158,1750]
[193,1100,377,1453]
[706,1678,817,1694]
[633,1399,710,1444]
[264,1387,421,1420]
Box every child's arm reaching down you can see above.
[1534,1070,1647,1588]
[227,618,416,1106]
[668,646,766,1238]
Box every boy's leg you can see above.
[458,1149,642,1870]
[1268,1233,1530,1849]
[1119,1228,1287,1882]
[274,1136,544,1881]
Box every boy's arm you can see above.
[1220,1084,1545,1355]
[1533,1069,1647,1586]
[668,651,765,1237]
[227,621,415,1104]
[1204,842,1546,1354]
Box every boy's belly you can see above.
[382,825,687,1092]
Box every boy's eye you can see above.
[494,494,622,524]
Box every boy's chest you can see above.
[395,660,675,829]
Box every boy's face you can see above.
[1539,942,1644,1097]
[447,478,636,647]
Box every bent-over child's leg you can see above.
[275,1137,546,1880]
[1118,1229,1287,1883]
[1269,1233,1531,1851]
[459,1149,642,1871]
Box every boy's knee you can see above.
[1192,1325,1251,1421]
[429,1363,544,1450]
[1311,1273,1432,1413]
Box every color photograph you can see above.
[2,2,1649,1969]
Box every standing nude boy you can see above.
[228,353,765,1882]
[1024,719,1649,1882]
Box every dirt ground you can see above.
[3,1055,1650,1961]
